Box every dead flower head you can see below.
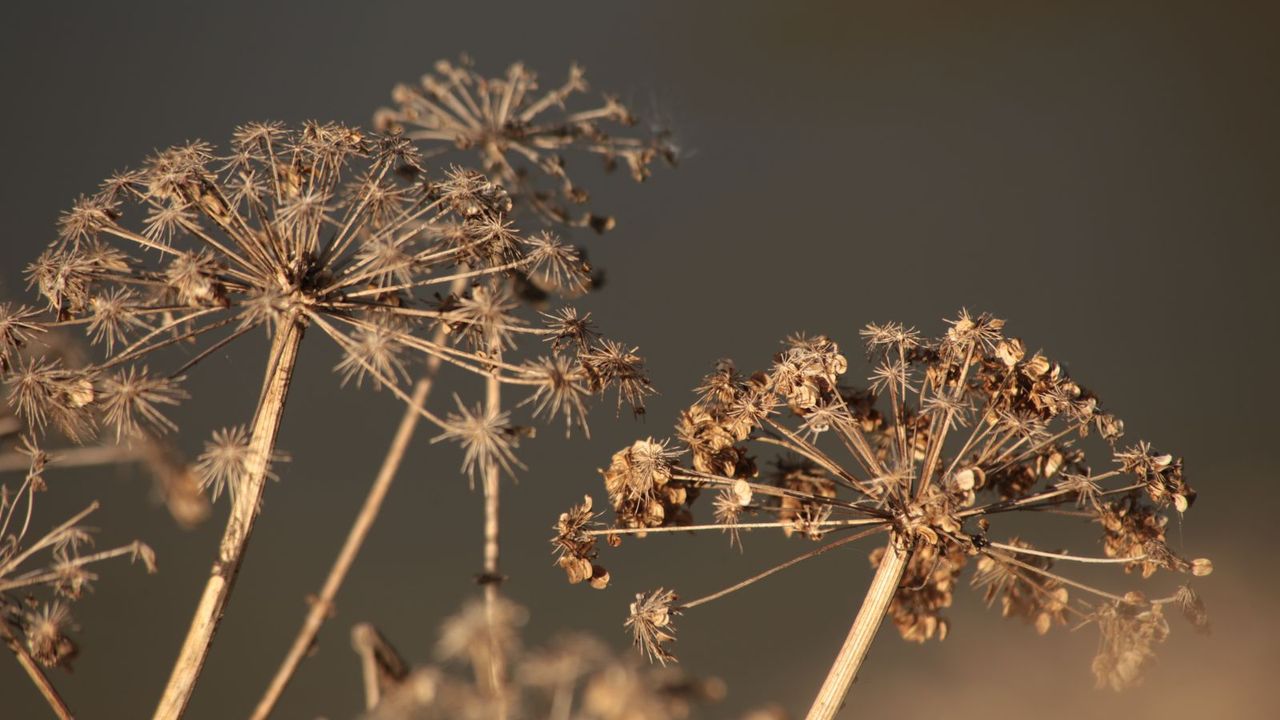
[625,588,680,665]
[13,122,652,505]
[377,58,677,234]
[555,312,1209,688]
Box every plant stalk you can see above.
[2,619,75,720]
[804,539,910,720]
[153,317,305,720]
[250,358,447,719]
[481,366,507,718]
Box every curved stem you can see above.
[152,317,304,720]
[805,539,910,720]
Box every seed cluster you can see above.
[558,312,1210,687]
[377,58,677,233]
[13,122,651,486]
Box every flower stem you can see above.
[805,539,910,720]
[250,317,452,720]
[153,317,305,720]
[2,619,74,720]
[481,366,508,719]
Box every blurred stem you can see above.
[153,317,305,720]
[2,619,75,720]
[805,539,909,720]
[250,314,454,720]
[0,444,140,473]
[349,622,409,711]
[481,362,508,719]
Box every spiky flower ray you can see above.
[377,58,678,234]
[557,311,1210,715]
[10,121,652,719]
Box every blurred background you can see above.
[2,1,1277,717]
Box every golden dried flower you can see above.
[602,438,686,529]
[23,602,78,670]
[626,589,680,665]
[18,122,650,475]
[377,59,676,233]
[552,495,610,589]
[0,303,46,372]
[564,311,1210,694]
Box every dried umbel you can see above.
[555,312,1210,712]
[13,120,651,718]
[354,599,736,720]
[19,121,652,494]
[377,58,677,234]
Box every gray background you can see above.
[1,1,1277,718]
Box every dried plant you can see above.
[0,432,156,719]
[556,312,1211,719]
[1,317,189,718]
[377,57,677,234]
[347,598,781,720]
[9,120,650,719]
[0,321,209,528]
[253,61,675,720]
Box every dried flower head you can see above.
[626,588,680,665]
[552,495,611,589]
[16,123,650,489]
[193,425,287,504]
[0,304,44,373]
[11,122,652,716]
[377,58,677,233]
[22,602,78,670]
[560,312,1209,691]
[432,396,525,485]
